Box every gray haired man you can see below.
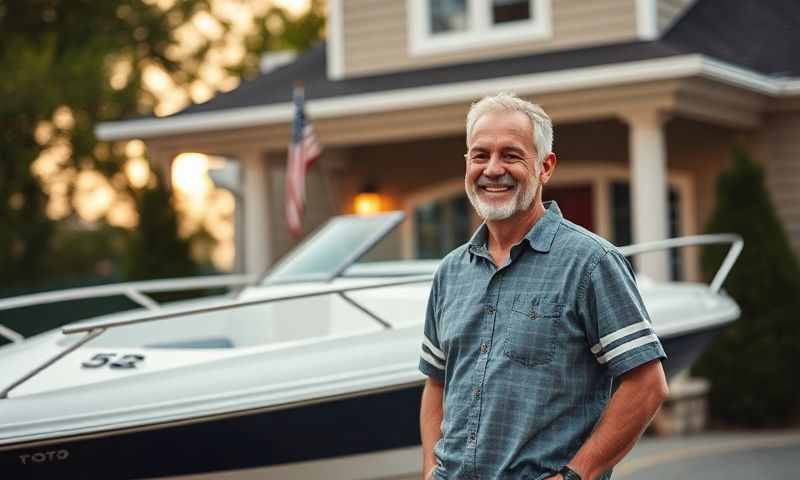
[419,93,668,480]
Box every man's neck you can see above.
[485,201,546,263]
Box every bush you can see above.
[693,149,800,427]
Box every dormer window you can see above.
[409,0,552,56]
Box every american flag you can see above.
[285,84,322,237]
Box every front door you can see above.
[543,184,594,231]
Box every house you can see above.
[96,0,800,281]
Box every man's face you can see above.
[465,110,540,221]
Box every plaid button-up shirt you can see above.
[419,201,666,480]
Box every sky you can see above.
[32,0,314,271]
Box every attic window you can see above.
[430,0,469,34]
[409,0,552,56]
[492,0,530,24]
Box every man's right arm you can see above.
[420,376,444,480]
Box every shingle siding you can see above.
[763,113,800,257]
[341,0,639,77]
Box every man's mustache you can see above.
[475,174,517,188]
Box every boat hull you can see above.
[0,326,721,480]
[0,384,425,479]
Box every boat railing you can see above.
[618,233,743,293]
[0,233,742,399]
[0,274,257,345]
[0,275,435,399]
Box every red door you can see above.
[543,184,594,232]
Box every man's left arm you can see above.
[554,249,670,480]
[552,359,668,480]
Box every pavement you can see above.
[616,430,800,479]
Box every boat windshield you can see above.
[261,212,405,285]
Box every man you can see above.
[419,93,668,480]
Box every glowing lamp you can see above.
[353,185,383,215]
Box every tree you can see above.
[0,0,212,290]
[693,149,800,426]
[1,1,327,292]
[125,169,196,281]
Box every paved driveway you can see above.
[616,430,800,479]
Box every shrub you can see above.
[693,149,800,427]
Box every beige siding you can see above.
[762,113,800,257]
[342,0,639,77]
[657,0,694,32]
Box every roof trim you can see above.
[96,54,799,141]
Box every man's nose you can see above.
[483,154,505,177]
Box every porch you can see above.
[141,77,763,281]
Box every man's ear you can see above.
[539,152,557,185]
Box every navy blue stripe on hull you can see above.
[0,384,424,480]
[660,329,720,380]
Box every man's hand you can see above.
[420,377,444,479]
[543,475,563,480]
[565,359,668,479]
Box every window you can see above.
[492,0,531,24]
[430,0,469,33]
[610,182,683,281]
[408,0,552,56]
[414,194,472,259]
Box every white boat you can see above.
[0,212,742,479]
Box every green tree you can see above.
[693,149,800,427]
[0,0,209,290]
[125,169,195,281]
[0,0,327,294]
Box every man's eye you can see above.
[471,154,488,162]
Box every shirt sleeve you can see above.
[578,249,667,378]
[419,271,446,382]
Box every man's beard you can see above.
[466,172,537,221]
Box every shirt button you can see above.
[486,306,495,314]
[474,388,481,397]
[469,432,476,442]
[480,343,488,353]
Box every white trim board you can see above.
[95,55,800,141]
[326,0,345,80]
[407,0,553,57]
[636,0,658,40]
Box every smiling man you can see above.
[419,93,669,480]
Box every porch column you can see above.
[240,149,272,275]
[624,110,670,281]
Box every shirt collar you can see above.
[468,200,562,255]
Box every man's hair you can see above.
[465,92,553,168]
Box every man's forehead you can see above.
[468,110,534,147]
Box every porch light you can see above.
[354,184,383,216]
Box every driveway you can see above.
[616,430,800,479]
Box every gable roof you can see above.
[97,0,800,140]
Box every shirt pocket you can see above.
[503,294,564,367]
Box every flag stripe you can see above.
[285,87,322,237]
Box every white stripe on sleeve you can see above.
[420,347,445,370]
[591,320,652,354]
[422,336,445,361]
[596,333,660,365]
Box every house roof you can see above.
[96,0,800,139]
[174,0,800,116]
